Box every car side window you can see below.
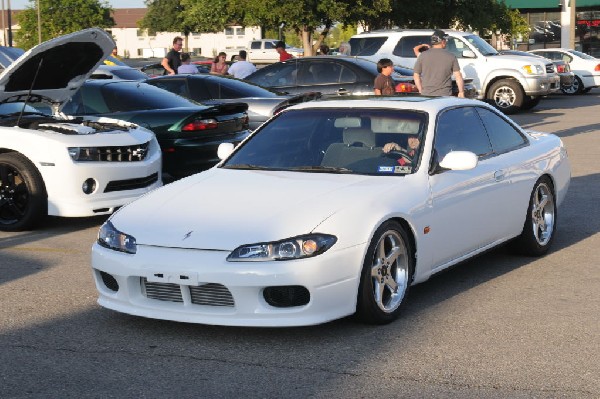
[475,107,527,154]
[255,63,298,87]
[393,36,430,58]
[265,41,275,50]
[250,41,261,50]
[340,65,358,83]
[445,37,468,58]
[434,107,492,160]
[348,37,388,56]
[309,61,342,84]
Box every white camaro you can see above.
[0,28,161,231]
[91,96,570,327]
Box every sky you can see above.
[6,0,146,9]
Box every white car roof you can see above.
[285,96,482,114]
[0,28,114,106]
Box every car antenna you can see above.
[17,57,44,128]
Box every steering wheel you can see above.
[381,148,413,164]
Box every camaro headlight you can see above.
[227,234,337,262]
[522,64,544,75]
[97,220,137,254]
[68,147,99,161]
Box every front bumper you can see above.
[523,74,561,95]
[91,242,365,327]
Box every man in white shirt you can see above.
[227,50,257,79]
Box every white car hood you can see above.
[111,168,388,250]
[0,28,114,107]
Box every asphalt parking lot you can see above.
[1,92,599,398]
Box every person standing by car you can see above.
[276,41,294,61]
[374,58,395,95]
[211,52,229,75]
[177,53,198,74]
[227,50,256,79]
[413,30,464,97]
[162,36,183,75]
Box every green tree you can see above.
[139,0,194,50]
[15,0,114,50]
[180,0,354,56]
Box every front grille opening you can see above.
[190,283,234,307]
[142,278,183,302]
[263,286,310,308]
[100,271,119,292]
[104,173,159,193]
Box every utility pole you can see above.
[37,0,41,44]
[7,0,12,46]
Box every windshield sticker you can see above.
[394,166,412,173]
[377,166,394,173]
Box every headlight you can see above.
[97,220,137,254]
[68,147,100,161]
[522,64,544,75]
[227,234,337,262]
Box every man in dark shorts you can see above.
[161,36,183,75]
[413,30,464,97]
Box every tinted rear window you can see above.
[349,37,388,56]
[100,82,198,112]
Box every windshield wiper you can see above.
[288,165,352,173]
[222,164,272,170]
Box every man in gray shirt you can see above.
[413,30,465,97]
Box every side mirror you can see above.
[462,50,476,59]
[439,151,478,170]
[217,142,235,160]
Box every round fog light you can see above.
[82,178,97,194]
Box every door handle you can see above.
[337,88,350,95]
[494,170,506,181]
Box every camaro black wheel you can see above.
[356,221,413,324]
[487,79,524,114]
[0,153,47,231]
[512,176,556,256]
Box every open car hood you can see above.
[0,28,114,107]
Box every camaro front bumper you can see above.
[91,242,366,327]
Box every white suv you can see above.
[349,29,560,113]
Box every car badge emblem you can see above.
[182,231,193,240]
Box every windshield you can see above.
[222,108,427,175]
[464,34,498,56]
[568,49,597,60]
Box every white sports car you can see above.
[0,29,161,231]
[91,96,570,327]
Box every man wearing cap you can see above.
[413,30,464,97]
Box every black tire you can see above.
[511,176,556,257]
[487,79,525,114]
[356,221,413,324]
[521,95,542,111]
[0,153,47,231]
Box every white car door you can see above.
[427,106,515,268]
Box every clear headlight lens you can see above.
[227,234,337,262]
[97,221,137,254]
[68,147,99,161]
[522,64,544,75]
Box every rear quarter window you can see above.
[349,37,388,56]
[393,36,430,58]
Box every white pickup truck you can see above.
[224,39,303,64]
[349,29,560,113]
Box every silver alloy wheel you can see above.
[561,76,580,94]
[493,86,517,108]
[531,182,555,246]
[370,229,409,313]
